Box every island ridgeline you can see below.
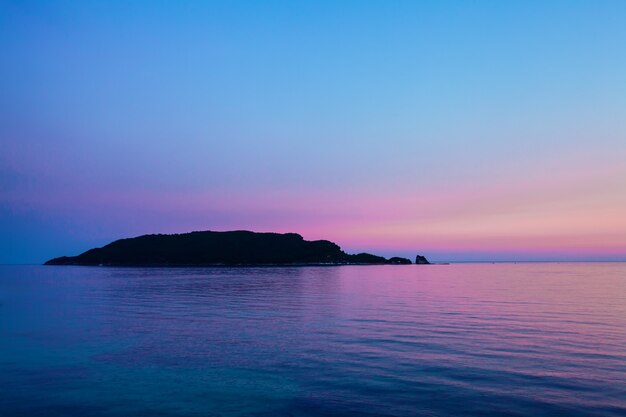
[45,230,429,267]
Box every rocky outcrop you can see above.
[415,254,430,264]
[389,257,412,264]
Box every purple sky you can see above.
[2,1,626,263]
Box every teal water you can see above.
[1,264,625,416]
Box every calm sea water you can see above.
[1,264,625,416]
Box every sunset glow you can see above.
[2,1,625,262]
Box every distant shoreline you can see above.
[44,262,439,268]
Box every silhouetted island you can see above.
[45,230,429,266]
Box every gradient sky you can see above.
[2,0,626,263]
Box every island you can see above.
[44,230,430,266]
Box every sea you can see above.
[1,263,625,416]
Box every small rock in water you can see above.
[415,255,430,264]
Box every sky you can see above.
[1,0,626,263]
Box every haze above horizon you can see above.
[2,1,625,263]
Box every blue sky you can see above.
[2,1,626,263]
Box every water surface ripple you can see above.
[1,263,625,416]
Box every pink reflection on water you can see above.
[330,263,626,364]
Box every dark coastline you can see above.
[44,263,423,268]
[45,230,429,267]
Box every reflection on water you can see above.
[1,264,625,416]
